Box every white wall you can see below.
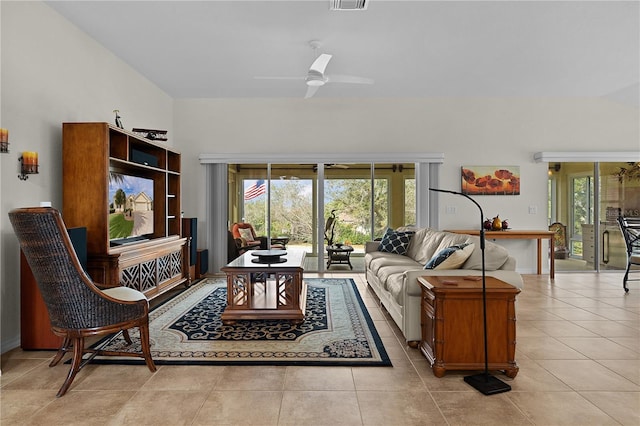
[0,1,173,352]
[174,97,639,275]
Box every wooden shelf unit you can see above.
[62,122,189,299]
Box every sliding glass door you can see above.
[228,162,416,272]
[548,161,639,272]
[323,163,374,257]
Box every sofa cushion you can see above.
[462,236,510,270]
[367,252,422,276]
[386,272,406,305]
[404,228,448,264]
[432,232,474,255]
[378,264,418,292]
[425,243,475,270]
[378,228,414,255]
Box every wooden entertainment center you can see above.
[62,122,189,299]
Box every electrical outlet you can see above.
[445,206,457,214]
[528,205,537,214]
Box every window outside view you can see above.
[233,163,416,265]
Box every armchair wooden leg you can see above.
[50,336,71,367]
[138,323,157,373]
[57,337,84,397]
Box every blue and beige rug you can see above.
[93,277,391,366]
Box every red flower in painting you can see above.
[494,169,513,180]
[475,175,491,188]
[462,168,476,184]
[488,178,503,189]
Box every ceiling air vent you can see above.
[330,0,368,11]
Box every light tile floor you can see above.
[1,272,639,425]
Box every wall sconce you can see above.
[19,151,39,180]
[0,128,9,153]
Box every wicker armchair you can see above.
[8,207,156,397]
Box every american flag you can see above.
[244,179,266,200]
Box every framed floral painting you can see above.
[461,166,520,195]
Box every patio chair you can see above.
[231,222,285,250]
[8,207,156,397]
[617,215,640,292]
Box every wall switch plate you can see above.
[446,205,457,214]
[528,205,537,214]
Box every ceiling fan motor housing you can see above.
[306,72,326,86]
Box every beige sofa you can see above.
[365,227,523,344]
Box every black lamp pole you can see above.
[429,188,511,395]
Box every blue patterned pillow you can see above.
[378,228,414,255]
[425,243,474,270]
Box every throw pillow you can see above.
[378,228,414,255]
[424,243,475,270]
[238,228,254,242]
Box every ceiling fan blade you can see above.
[309,54,332,75]
[327,74,374,84]
[254,76,305,80]
[304,85,321,99]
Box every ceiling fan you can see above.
[255,41,374,99]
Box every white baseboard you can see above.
[1,336,21,355]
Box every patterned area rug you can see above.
[92,277,391,366]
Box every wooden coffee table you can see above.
[417,275,520,378]
[221,249,306,324]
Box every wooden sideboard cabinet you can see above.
[87,235,190,299]
[417,275,520,378]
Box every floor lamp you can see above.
[429,187,512,395]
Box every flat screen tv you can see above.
[108,172,154,245]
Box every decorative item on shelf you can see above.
[492,215,502,231]
[19,151,39,180]
[114,109,124,129]
[485,215,509,231]
[0,128,9,153]
[132,128,168,142]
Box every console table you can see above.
[447,229,555,278]
[418,275,520,378]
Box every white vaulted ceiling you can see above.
[46,1,639,104]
